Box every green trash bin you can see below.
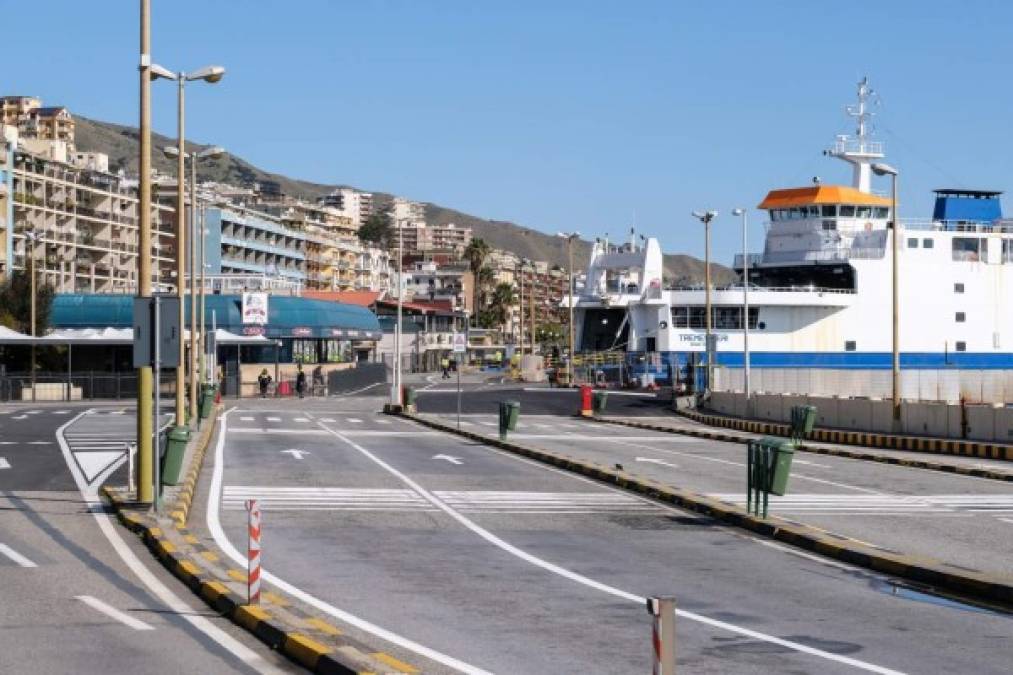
[403,385,416,407]
[763,437,795,496]
[199,383,215,419]
[498,400,520,439]
[161,425,190,486]
[592,391,608,415]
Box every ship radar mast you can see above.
[824,77,884,192]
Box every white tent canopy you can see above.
[0,326,268,346]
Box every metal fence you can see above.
[0,371,177,402]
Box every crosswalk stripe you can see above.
[708,493,1013,514]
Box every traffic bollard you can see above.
[246,499,261,605]
[646,596,676,675]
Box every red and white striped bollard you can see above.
[246,499,261,605]
[647,596,676,674]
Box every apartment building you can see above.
[204,205,306,282]
[1,130,176,292]
[318,188,373,228]
[395,221,473,258]
[0,96,75,148]
[404,260,472,314]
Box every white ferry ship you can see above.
[572,79,1013,391]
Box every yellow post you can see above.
[136,0,154,504]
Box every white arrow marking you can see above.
[635,457,679,469]
[11,415,27,420]
[432,454,463,465]
[0,457,10,469]
[281,449,311,460]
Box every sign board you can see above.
[242,292,268,325]
[452,332,467,354]
[132,296,181,368]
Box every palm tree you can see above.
[464,238,491,322]
[476,265,495,311]
[488,281,517,329]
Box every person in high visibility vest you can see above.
[441,356,451,379]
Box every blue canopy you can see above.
[51,294,381,340]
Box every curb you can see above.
[400,411,1013,612]
[594,415,1013,483]
[682,408,1013,462]
[102,411,419,674]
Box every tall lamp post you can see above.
[391,218,404,405]
[163,144,225,424]
[872,163,900,422]
[137,0,153,504]
[149,63,225,430]
[691,210,718,394]
[731,208,750,413]
[25,230,39,398]
[557,232,580,385]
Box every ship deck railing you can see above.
[899,218,1013,233]
[667,284,855,295]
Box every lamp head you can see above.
[731,208,745,216]
[871,162,898,177]
[198,146,226,160]
[162,145,182,159]
[149,64,178,81]
[187,65,226,83]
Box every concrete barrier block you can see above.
[965,405,996,441]
[837,398,872,430]
[869,400,895,433]
[754,393,781,421]
[994,406,1013,443]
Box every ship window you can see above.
[955,341,967,352]
[689,307,706,328]
[845,340,856,352]
[807,205,820,217]
[672,307,688,328]
[923,238,934,248]
[907,238,918,248]
[822,220,836,231]
[956,312,966,323]
[839,205,856,217]
[788,207,802,219]
[1003,239,1013,263]
[952,237,981,262]
[768,210,779,222]
[821,205,837,217]
[856,206,872,218]
[874,207,889,219]
[954,283,964,293]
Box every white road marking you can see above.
[266,416,282,422]
[25,410,41,415]
[999,518,1013,525]
[0,457,9,469]
[52,410,70,415]
[514,434,693,442]
[11,415,28,420]
[793,459,832,468]
[229,428,329,435]
[320,418,337,423]
[76,452,127,483]
[433,454,463,465]
[27,441,52,445]
[57,410,282,674]
[315,420,905,675]
[293,418,310,423]
[376,418,392,425]
[635,457,679,469]
[0,543,37,567]
[0,442,14,445]
[748,538,860,572]
[240,416,255,422]
[280,449,311,460]
[708,494,1013,515]
[75,595,154,631]
[346,418,363,424]
[208,411,493,675]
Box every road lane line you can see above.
[316,420,905,675]
[75,595,154,631]
[56,410,281,673]
[229,427,330,434]
[207,410,493,675]
[0,457,10,469]
[0,543,37,567]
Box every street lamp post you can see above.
[873,163,900,423]
[517,260,525,353]
[164,145,224,424]
[731,208,750,414]
[691,211,718,395]
[25,230,39,400]
[557,232,580,385]
[149,63,224,430]
[392,220,404,405]
[137,0,154,504]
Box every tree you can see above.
[0,270,54,335]
[357,210,393,248]
[475,265,495,311]
[463,238,491,321]
[486,282,517,329]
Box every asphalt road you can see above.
[210,397,1013,675]
[0,402,295,674]
[415,384,670,417]
[422,411,1013,576]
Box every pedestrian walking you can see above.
[295,364,306,399]
[441,356,451,379]
[257,368,272,398]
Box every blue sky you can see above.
[7,1,1013,264]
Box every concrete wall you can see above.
[705,390,1013,442]
[714,366,1013,404]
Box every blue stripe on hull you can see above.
[695,351,1013,369]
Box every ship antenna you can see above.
[825,76,885,192]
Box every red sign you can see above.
[292,327,313,337]
[242,326,265,336]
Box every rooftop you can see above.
[758,185,892,210]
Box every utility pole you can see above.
[137,0,154,504]
[188,154,197,422]
[175,74,186,428]
[691,211,717,394]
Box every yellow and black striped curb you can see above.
[594,415,1013,483]
[167,405,222,527]
[401,412,1013,612]
[681,408,1013,461]
[100,488,419,674]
